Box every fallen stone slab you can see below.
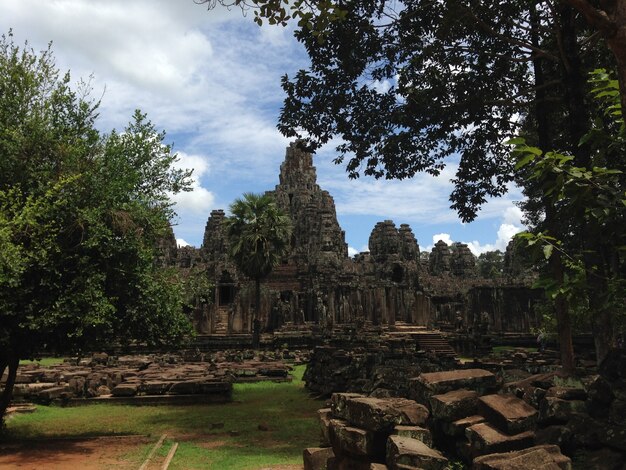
[478,394,538,434]
[37,386,70,401]
[443,414,486,437]
[392,425,432,447]
[335,397,429,432]
[111,383,138,397]
[386,435,448,470]
[319,408,333,447]
[139,381,172,395]
[329,419,386,458]
[430,389,479,422]
[545,386,587,401]
[410,369,497,404]
[466,422,535,456]
[331,392,366,416]
[303,446,334,470]
[472,444,572,470]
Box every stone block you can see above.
[303,447,334,470]
[430,389,479,422]
[37,385,70,401]
[478,394,537,434]
[534,425,573,453]
[336,397,429,432]
[410,369,496,404]
[465,422,534,456]
[443,414,486,437]
[326,455,380,470]
[538,397,586,424]
[392,425,432,446]
[329,419,386,458]
[386,435,448,470]
[331,393,366,416]
[545,386,587,401]
[319,408,333,447]
[472,444,572,470]
[111,383,138,397]
[140,381,172,395]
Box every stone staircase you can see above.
[413,332,458,357]
[388,323,457,357]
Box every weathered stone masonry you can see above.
[165,142,541,336]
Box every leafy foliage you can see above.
[510,69,626,346]
[0,32,194,364]
[272,0,605,221]
[224,193,292,282]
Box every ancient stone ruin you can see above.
[303,349,626,469]
[164,142,540,342]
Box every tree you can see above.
[0,33,193,424]
[223,193,292,349]
[511,69,626,364]
[477,251,505,279]
[203,1,624,368]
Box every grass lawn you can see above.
[18,357,65,367]
[3,365,324,469]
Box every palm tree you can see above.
[224,193,292,348]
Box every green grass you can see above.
[4,365,323,469]
[19,357,65,366]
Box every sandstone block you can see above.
[331,393,366,416]
[37,385,70,401]
[545,386,587,401]
[472,444,572,470]
[392,425,432,446]
[140,381,172,395]
[111,383,138,397]
[303,447,334,470]
[386,435,448,470]
[430,389,479,422]
[329,419,386,458]
[465,422,534,456]
[336,397,429,432]
[319,408,333,446]
[443,414,486,437]
[478,394,537,434]
[410,369,496,404]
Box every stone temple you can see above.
[166,142,540,339]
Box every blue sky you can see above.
[2,0,525,256]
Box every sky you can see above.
[1,0,526,257]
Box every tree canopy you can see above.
[0,33,193,422]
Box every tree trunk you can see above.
[252,278,261,349]
[0,350,19,425]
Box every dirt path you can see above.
[0,436,149,470]
[0,435,305,469]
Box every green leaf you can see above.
[543,244,553,259]
[506,137,526,146]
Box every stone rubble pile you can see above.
[7,350,300,404]
[305,361,626,469]
[303,339,457,397]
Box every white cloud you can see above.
[169,151,215,215]
[177,238,190,247]
[432,233,453,246]
[348,246,359,257]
